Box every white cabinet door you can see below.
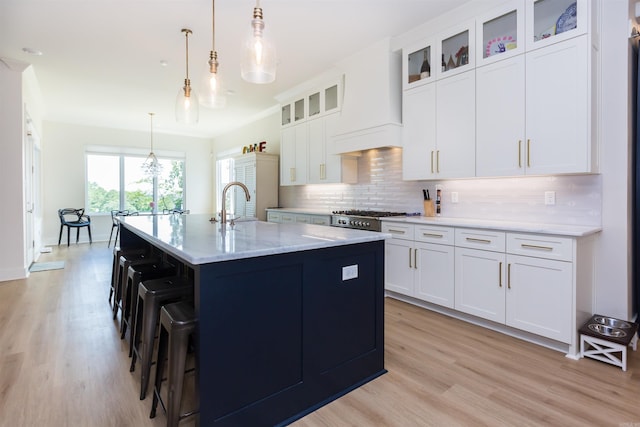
[525,35,589,174]
[415,241,455,308]
[436,70,476,178]
[384,239,415,296]
[280,125,308,186]
[455,247,506,323]
[307,118,325,183]
[402,83,437,180]
[476,55,526,177]
[506,254,573,343]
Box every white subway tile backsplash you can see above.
[279,147,601,226]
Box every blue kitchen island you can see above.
[119,214,388,426]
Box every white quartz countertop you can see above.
[121,214,389,265]
[382,216,601,237]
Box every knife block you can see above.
[423,200,435,217]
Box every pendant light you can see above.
[176,28,199,123]
[142,113,163,178]
[241,0,276,84]
[201,0,226,108]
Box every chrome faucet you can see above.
[221,181,251,224]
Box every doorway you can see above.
[25,114,43,266]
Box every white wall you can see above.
[41,121,213,245]
[211,111,280,215]
[0,60,28,280]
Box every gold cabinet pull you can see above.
[465,237,491,244]
[414,248,418,270]
[499,262,503,288]
[388,229,406,235]
[430,151,434,173]
[290,168,295,182]
[436,150,440,173]
[507,263,511,289]
[527,139,531,167]
[320,163,326,180]
[408,247,413,268]
[422,233,444,238]
[521,243,553,251]
[518,140,522,168]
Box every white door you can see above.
[402,82,436,180]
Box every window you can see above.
[86,151,185,214]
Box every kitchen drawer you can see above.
[280,213,295,223]
[507,233,573,262]
[311,215,330,226]
[267,212,281,223]
[381,222,415,240]
[414,225,454,245]
[455,228,505,252]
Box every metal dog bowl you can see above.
[593,316,632,329]
[587,323,627,338]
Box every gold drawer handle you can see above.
[521,243,553,251]
[518,140,522,168]
[466,237,491,244]
[388,229,406,234]
[422,233,444,238]
[499,262,502,288]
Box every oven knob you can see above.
[365,222,371,227]
[350,220,355,226]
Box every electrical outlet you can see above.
[451,192,459,203]
[544,191,556,206]
[342,264,358,281]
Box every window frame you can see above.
[85,146,186,215]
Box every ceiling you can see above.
[1,0,471,139]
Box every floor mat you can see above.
[29,261,65,272]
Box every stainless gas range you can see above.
[331,210,406,232]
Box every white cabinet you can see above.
[435,70,476,178]
[402,82,436,180]
[454,229,507,322]
[477,36,590,176]
[475,0,525,67]
[233,152,279,221]
[525,35,590,174]
[436,20,475,80]
[402,38,435,91]
[280,125,308,186]
[525,0,587,51]
[266,210,331,226]
[403,70,475,180]
[382,222,455,308]
[308,113,357,184]
[505,233,574,343]
[476,55,526,177]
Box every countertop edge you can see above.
[381,217,602,237]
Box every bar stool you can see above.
[113,253,160,321]
[149,301,198,427]
[109,246,147,308]
[120,261,177,341]
[130,275,193,400]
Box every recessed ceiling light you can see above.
[22,47,43,56]
[160,60,168,67]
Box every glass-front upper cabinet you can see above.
[402,38,435,90]
[476,0,524,67]
[436,20,475,79]
[308,91,321,118]
[525,0,586,51]
[324,82,341,114]
[281,103,292,127]
[293,97,306,124]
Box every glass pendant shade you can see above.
[200,51,226,108]
[176,28,199,123]
[175,82,199,123]
[142,113,163,178]
[241,2,276,84]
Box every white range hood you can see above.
[332,37,403,154]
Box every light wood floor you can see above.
[2,244,640,427]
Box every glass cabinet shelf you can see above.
[281,104,291,126]
[403,39,435,90]
[483,11,517,59]
[325,84,339,112]
[308,92,321,117]
[294,98,305,123]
